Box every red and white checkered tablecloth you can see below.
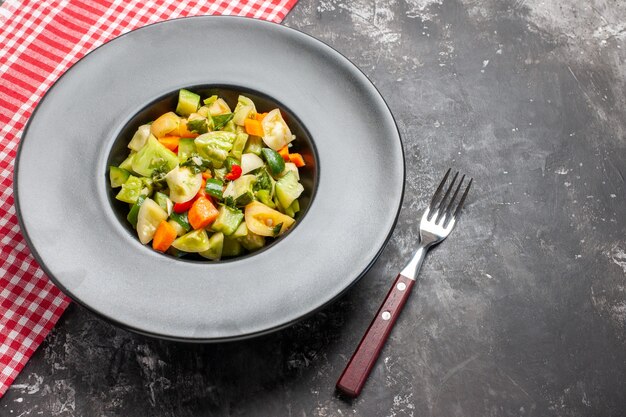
[0,0,298,397]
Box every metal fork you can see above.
[336,169,472,397]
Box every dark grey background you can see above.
[2,0,625,416]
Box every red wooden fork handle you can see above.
[336,274,415,397]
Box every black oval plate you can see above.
[15,16,405,342]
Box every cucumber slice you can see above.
[255,189,275,208]
[136,198,168,244]
[204,179,224,199]
[211,205,244,236]
[169,211,191,233]
[213,167,227,181]
[171,229,210,253]
[199,232,224,261]
[176,89,201,117]
[231,133,249,159]
[224,156,239,171]
[261,148,285,176]
[239,230,265,251]
[177,138,197,161]
[116,175,144,204]
[127,195,146,228]
[275,171,304,209]
[109,166,130,188]
[153,192,173,215]
[232,222,248,238]
[222,237,243,257]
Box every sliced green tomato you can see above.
[233,95,256,126]
[197,106,210,118]
[232,222,248,238]
[244,136,263,156]
[131,136,179,177]
[199,232,224,261]
[207,98,231,116]
[116,175,144,204]
[176,89,200,117]
[194,131,237,168]
[204,178,224,199]
[118,152,136,172]
[164,166,202,203]
[244,201,295,237]
[109,166,130,188]
[231,132,249,159]
[127,195,146,228]
[261,148,285,176]
[153,192,173,215]
[239,230,265,251]
[211,205,244,236]
[167,219,186,237]
[222,237,243,257]
[275,171,304,209]
[223,174,256,206]
[241,153,264,175]
[171,229,211,253]
[255,189,275,208]
[169,211,191,233]
[136,198,168,244]
[178,138,197,161]
[128,124,151,151]
[280,162,300,180]
[261,108,293,151]
[150,112,179,138]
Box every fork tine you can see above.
[435,171,459,223]
[442,174,465,225]
[427,168,451,217]
[451,177,473,221]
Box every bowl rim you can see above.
[14,15,406,342]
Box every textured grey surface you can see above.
[2,0,626,416]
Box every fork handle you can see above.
[336,274,415,397]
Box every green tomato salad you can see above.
[109,89,306,260]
